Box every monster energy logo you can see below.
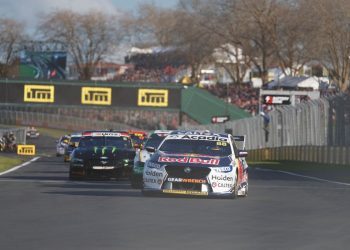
[94,147,117,155]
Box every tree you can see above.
[38,10,122,80]
[270,1,316,77]
[302,0,350,91]
[0,18,25,77]
[190,0,280,84]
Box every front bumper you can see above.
[142,188,235,198]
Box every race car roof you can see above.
[82,131,129,137]
[165,131,229,142]
[169,130,229,138]
[70,133,82,137]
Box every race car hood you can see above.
[74,146,135,161]
[149,151,231,167]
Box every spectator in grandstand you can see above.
[204,83,260,116]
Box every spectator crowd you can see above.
[204,83,260,116]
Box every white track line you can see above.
[0,157,40,176]
[255,167,350,186]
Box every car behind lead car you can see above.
[69,131,135,180]
[142,131,248,198]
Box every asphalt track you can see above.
[0,136,350,250]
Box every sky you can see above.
[0,0,178,32]
[0,0,178,63]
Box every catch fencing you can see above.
[0,110,137,133]
[182,94,350,150]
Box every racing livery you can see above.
[69,131,135,180]
[26,127,40,138]
[142,131,248,198]
[56,135,70,156]
[128,130,148,149]
[64,133,82,162]
[130,130,172,188]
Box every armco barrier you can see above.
[248,146,350,165]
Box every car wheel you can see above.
[232,171,239,199]
[69,171,77,180]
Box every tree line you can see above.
[0,0,349,90]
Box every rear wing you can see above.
[232,135,246,150]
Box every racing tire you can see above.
[232,171,239,199]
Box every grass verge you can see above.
[248,160,350,183]
[37,127,73,139]
[0,156,23,173]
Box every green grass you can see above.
[0,124,73,139]
[37,127,73,139]
[248,160,350,183]
[0,156,23,173]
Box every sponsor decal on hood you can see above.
[158,156,220,165]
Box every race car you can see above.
[69,131,135,180]
[130,130,172,188]
[26,127,40,138]
[128,130,148,149]
[56,135,70,156]
[142,130,248,198]
[64,133,82,162]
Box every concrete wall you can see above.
[248,146,350,165]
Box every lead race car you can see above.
[69,131,135,180]
[142,130,248,198]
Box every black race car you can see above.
[69,131,135,180]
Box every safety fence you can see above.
[0,104,183,130]
[183,94,350,150]
[0,110,137,132]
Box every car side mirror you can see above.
[236,150,248,158]
[145,146,156,153]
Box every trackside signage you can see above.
[81,87,112,105]
[263,95,291,105]
[24,85,54,103]
[138,89,168,107]
[17,145,36,155]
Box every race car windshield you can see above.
[130,135,144,145]
[79,136,132,149]
[144,134,166,148]
[159,139,232,157]
[70,136,81,143]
